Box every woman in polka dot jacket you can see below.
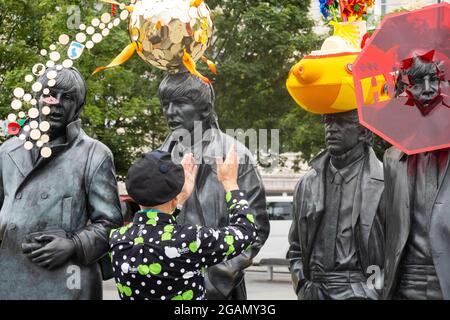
[109,145,258,300]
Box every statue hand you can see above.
[177,153,198,206]
[23,234,76,270]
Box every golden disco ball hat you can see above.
[94,0,216,83]
[129,0,213,72]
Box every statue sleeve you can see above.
[0,145,4,209]
[236,165,270,260]
[72,152,123,265]
[288,178,307,294]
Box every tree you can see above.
[206,0,322,159]
[1,0,324,176]
[0,0,169,177]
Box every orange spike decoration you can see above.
[182,50,210,84]
[201,56,217,75]
[190,0,205,7]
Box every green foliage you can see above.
[0,0,168,177]
[207,0,322,149]
[0,0,324,176]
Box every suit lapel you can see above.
[7,144,34,179]
[304,152,328,261]
[357,150,384,250]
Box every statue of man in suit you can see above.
[288,109,385,300]
[0,67,123,299]
[383,54,450,300]
[157,71,270,300]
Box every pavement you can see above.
[103,266,296,300]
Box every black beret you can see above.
[125,150,185,207]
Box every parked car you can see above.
[252,195,293,266]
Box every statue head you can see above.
[36,67,86,137]
[323,109,373,157]
[158,72,216,133]
[396,51,445,114]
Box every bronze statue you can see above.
[157,71,270,300]
[395,52,447,116]
[0,67,123,299]
[383,55,450,299]
[288,109,384,300]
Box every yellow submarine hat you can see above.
[286,21,383,114]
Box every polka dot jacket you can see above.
[109,190,257,300]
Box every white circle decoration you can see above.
[102,29,110,37]
[76,33,87,43]
[30,129,41,140]
[29,121,39,129]
[14,87,25,98]
[59,34,70,45]
[7,114,17,122]
[41,134,50,143]
[92,33,103,43]
[28,108,40,119]
[25,75,34,82]
[79,24,86,30]
[86,41,94,49]
[62,59,74,68]
[23,94,32,102]
[86,26,95,35]
[49,44,57,51]
[42,106,51,115]
[32,82,43,92]
[11,100,22,110]
[101,13,111,24]
[47,70,58,80]
[39,121,50,132]
[50,51,61,62]
[92,18,100,27]
[24,141,34,150]
[46,60,55,68]
[41,147,52,158]
[120,10,129,21]
[18,111,26,118]
[48,79,56,87]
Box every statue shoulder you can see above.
[294,168,317,195]
[383,146,403,168]
[0,137,22,154]
[79,131,114,162]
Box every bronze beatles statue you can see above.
[157,71,270,300]
[288,109,385,300]
[0,68,123,299]
[384,54,450,300]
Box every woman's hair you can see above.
[158,72,218,126]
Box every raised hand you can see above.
[177,153,198,206]
[216,144,239,192]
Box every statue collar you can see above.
[65,119,82,144]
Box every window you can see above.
[266,202,293,220]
